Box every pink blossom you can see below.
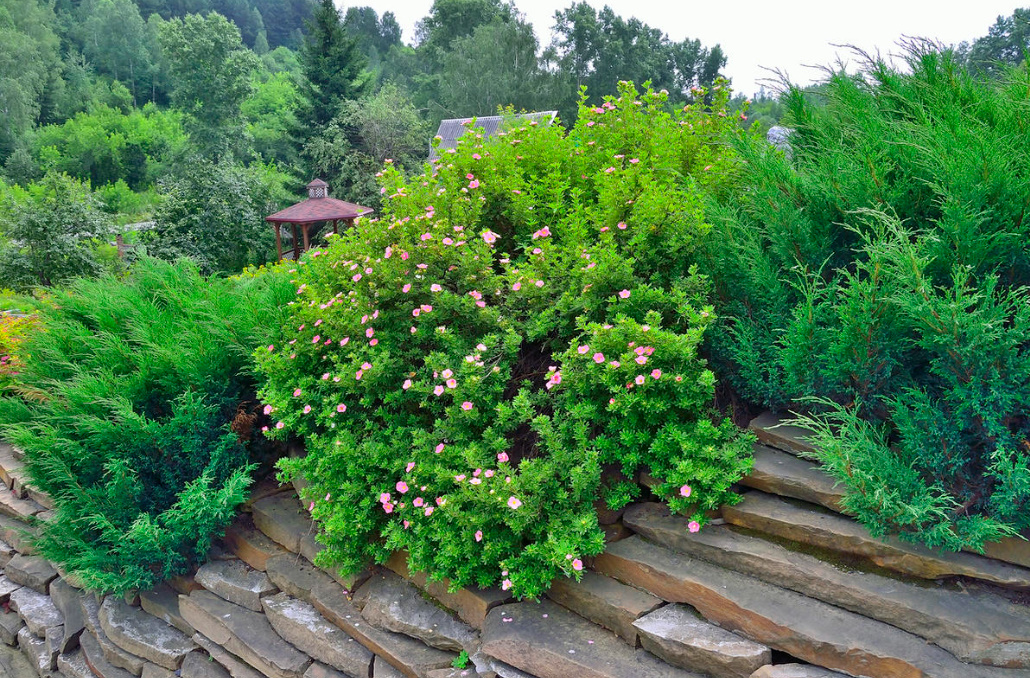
[380,492,391,503]
[396,481,409,494]
[370,339,378,346]
[436,497,446,506]
[619,289,631,299]
[680,485,692,498]
[355,370,363,380]
[578,345,589,354]
[635,375,646,385]
[406,462,416,473]
[535,280,544,288]
[507,496,522,509]
[512,282,521,291]
[470,477,481,485]
[422,304,433,312]
[413,309,421,317]
[424,506,434,516]
[461,401,473,411]
[431,284,442,292]
[455,474,466,482]
[341,337,350,346]
[267,345,275,351]
[484,469,495,478]
[482,230,499,245]
[475,530,483,542]
[572,559,583,571]
[276,421,285,429]
[651,369,662,379]
[383,502,394,513]
[366,328,374,338]
[617,222,627,230]
[593,353,605,363]
[442,369,453,378]
[403,520,410,528]
[636,356,648,365]
[352,274,362,282]
[293,389,302,397]
[469,179,480,189]
[688,520,701,533]
[402,379,412,390]
[434,385,445,396]
[435,443,445,454]
[413,497,424,507]
[263,405,273,415]
[446,379,457,389]
[497,452,509,463]
[362,362,372,370]
[402,284,411,293]
[303,405,312,414]
[629,158,640,164]
[420,233,432,241]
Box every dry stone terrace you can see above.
[0,424,1028,678]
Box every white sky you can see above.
[344,0,1023,96]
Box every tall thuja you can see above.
[0,258,293,593]
[704,46,1030,550]
[257,82,753,598]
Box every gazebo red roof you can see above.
[265,196,373,224]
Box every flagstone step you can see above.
[194,560,277,612]
[545,570,664,647]
[739,446,845,513]
[596,535,1030,678]
[623,502,1030,667]
[747,414,818,457]
[479,599,703,678]
[722,491,1030,589]
[0,445,25,495]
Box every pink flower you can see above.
[461,401,473,411]
[436,497,446,506]
[402,283,411,293]
[362,362,372,370]
[446,379,457,389]
[469,179,480,189]
[263,405,273,415]
[406,462,416,473]
[578,345,589,354]
[482,230,499,244]
[352,274,362,282]
[380,492,391,503]
[424,506,434,516]
[293,389,302,397]
[308,501,315,511]
[355,370,363,380]
[402,379,412,390]
[680,485,692,498]
[572,559,583,571]
[475,530,483,542]
[635,356,648,365]
[435,443,445,454]
[276,422,285,429]
[442,369,453,378]
[629,158,639,164]
[497,452,509,463]
[431,284,442,292]
[618,289,631,299]
[535,280,544,288]
[303,405,312,414]
[507,496,522,509]
[651,369,662,379]
[366,328,374,338]
[413,497,424,507]
[688,520,701,533]
[484,469,494,478]
[420,233,432,241]
[635,375,645,385]
[383,502,394,513]
[267,345,275,351]
[370,339,378,346]
[396,481,409,494]
[502,579,512,591]
[455,474,466,482]
[341,337,350,346]
[512,282,521,291]
[403,520,410,528]
[434,385,445,396]
[593,353,605,363]
[617,222,627,230]
[422,304,433,312]
[413,308,421,317]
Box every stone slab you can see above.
[0,575,21,604]
[262,592,373,678]
[0,634,39,676]
[0,489,45,521]
[179,590,311,678]
[140,662,175,678]
[139,585,193,637]
[749,666,847,678]
[194,560,277,612]
[480,600,700,678]
[0,514,36,554]
[80,595,145,675]
[373,656,406,678]
[57,648,99,678]
[634,604,771,678]
[242,477,292,510]
[79,632,135,678]
[747,413,818,457]
[251,493,315,554]
[223,515,287,572]
[181,651,231,678]
[26,488,55,511]
[266,554,337,601]
[546,571,663,646]
[50,579,85,652]
[980,532,1030,570]
[308,578,456,678]
[99,597,196,670]
[595,535,1030,678]
[356,571,478,653]
[9,586,63,636]
[44,625,62,671]
[0,610,24,646]
[385,551,510,629]
[6,554,58,594]
[0,445,24,491]
[624,502,1030,667]
[17,626,52,677]
[722,491,1030,589]
[0,538,15,568]
[191,634,264,678]
[739,445,845,513]
[304,661,354,678]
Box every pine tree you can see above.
[298,0,369,132]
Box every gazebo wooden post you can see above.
[302,224,311,251]
[292,224,300,260]
[273,222,282,260]
[333,219,339,235]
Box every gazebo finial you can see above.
[307,178,329,199]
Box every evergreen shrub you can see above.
[705,46,1030,550]
[257,82,754,598]
[0,257,293,593]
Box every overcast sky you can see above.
[347,0,1023,96]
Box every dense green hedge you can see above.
[257,83,754,598]
[0,258,293,592]
[705,47,1030,550]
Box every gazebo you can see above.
[265,179,373,260]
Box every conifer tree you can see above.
[298,0,369,132]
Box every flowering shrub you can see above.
[0,314,36,394]
[257,82,753,597]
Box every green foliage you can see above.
[145,158,290,275]
[32,104,186,189]
[960,8,1030,76]
[257,82,752,598]
[159,12,259,157]
[74,0,156,107]
[298,0,369,132]
[452,650,470,669]
[0,257,293,592]
[0,173,114,290]
[243,71,302,165]
[303,82,428,210]
[704,46,1030,550]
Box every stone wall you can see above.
[1,418,1029,678]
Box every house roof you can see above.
[430,111,558,160]
[266,197,373,224]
